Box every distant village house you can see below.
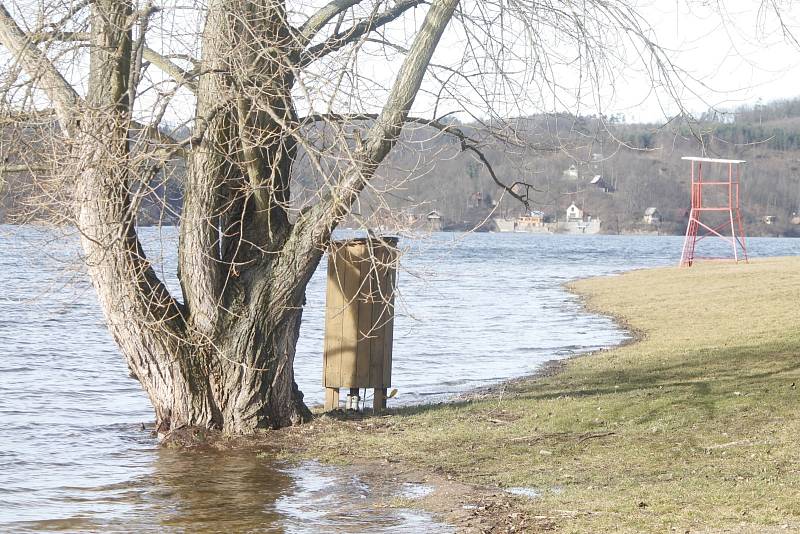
[562,165,579,180]
[566,202,583,221]
[590,175,614,193]
[643,207,662,225]
[556,202,601,234]
[517,210,545,226]
[426,210,443,232]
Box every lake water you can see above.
[2,226,799,532]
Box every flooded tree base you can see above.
[157,425,222,448]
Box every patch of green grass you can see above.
[302,257,800,531]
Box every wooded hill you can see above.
[3,98,800,236]
[357,98,800,236]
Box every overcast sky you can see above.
[6,1,800,126]
[609,1,800,122]
[112,0,800,125]
[360,1,800,125]
[123,1,800,125]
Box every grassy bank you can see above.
[290,257,800,532]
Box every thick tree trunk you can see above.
[213,303,311,431]
[0,0,458,437]
[165,0,313,434]
[71,0,312,436]
[140,294,312,434]
[74,0,218,432]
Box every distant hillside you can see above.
[3,99,800,236]
[354,98,800,236]
[0,120,185,225]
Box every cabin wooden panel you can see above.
[370,246,391,386]
[383,261,396,387]
[323,247,345,389]
[324,387,340,411]
[340,244,360,386]
[323,238,398,397]
[356,253,373,386]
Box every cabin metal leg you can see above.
[346,388,360,411]
[373,388,387,413]
[324,387,340,411]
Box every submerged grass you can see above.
[297,257,800,532]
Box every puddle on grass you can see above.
[505,487,541,499]
[277,462,453,533]
[399,483,436,500]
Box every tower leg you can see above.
[680,215,699,267]
[736,209,748,262]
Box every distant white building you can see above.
[555,203,601,234]
[562,165,579,180]
[643,207,662,225]
[566,203,584,221]
[426,210,443,231]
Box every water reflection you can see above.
[275,462,452,533]
[140,452,451,533]
[9,449,452,533]
[144,449,292,532]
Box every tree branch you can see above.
[0,20,189,151]
[26,29,198,93]
[0,163,49,173]
[296,0,362,47]
[301,112,535,208]
[143,47,197,92]
[30,30,90,42]
[42,0,93,32]
[283,0,459,282]
[298,0,427,67]
[0,3,81,135]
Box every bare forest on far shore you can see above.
[3,97,800,237]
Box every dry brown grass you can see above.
[293,257,800,532]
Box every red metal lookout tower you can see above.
[679,157,748,267]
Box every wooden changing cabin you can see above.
[323,237,399,412]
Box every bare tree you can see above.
[0,0,685,435]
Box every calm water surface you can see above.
[2,226,798,532]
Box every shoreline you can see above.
[173,270,644,530]
[303,267,642,414]
[274,256,800,532]
[259,269,646,533]
[161,257,800,531]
